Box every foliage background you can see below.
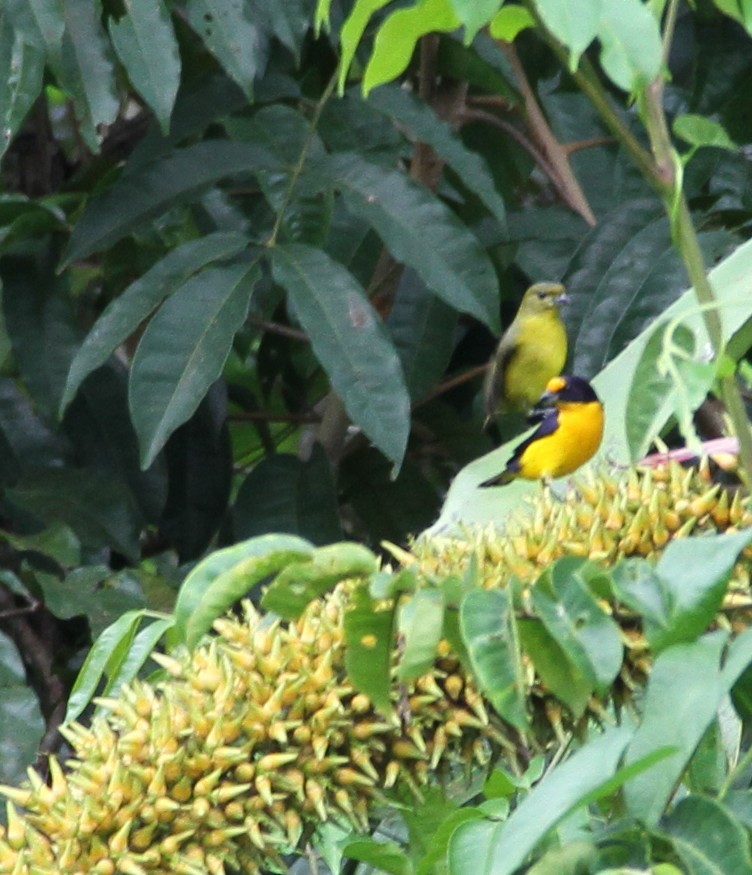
[3,0,752,871]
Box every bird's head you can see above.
[538,375,601,407]
[518,282,570,316]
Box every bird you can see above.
[480,375,604,487]
[483,282,569,421]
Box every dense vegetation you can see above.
[3,0,752,872]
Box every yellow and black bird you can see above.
[484,282,569,420]
[480,375,604,487]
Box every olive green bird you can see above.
[483,282,570,420]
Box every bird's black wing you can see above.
[484,340,519,419]
[480,409,560,487]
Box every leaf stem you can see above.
[266,72,338,247]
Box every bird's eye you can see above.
[537,291,547,300]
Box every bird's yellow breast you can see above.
[516,400,604,480]
[503,310,567,409]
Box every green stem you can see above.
[266,72,337,247]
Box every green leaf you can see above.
[449,727,633,875]
[488,6,535,40]
[0,10,45,158]
[61,232,249,413]
[64,141,281,264]
[64,609,145,722]
[253,0,310,60]
[342,838,412,875]
[398,588,445,680]
[650,530,752,651]
[314,153,500,330]
[261,542,378,620]
[449,0,502,43]
[597,0,663,92]
[57,0,120,148]
[624,632,728,824]
[271,243,411,468]
[344,583,396,715]
[533,558,623,694]
[661,796,752,875]
[2,254,80,420]
[102,617,175,699]
[517,618,592,717]
[108,0,180,135]
[460,589,527,729]
[233,445,342,546]
[185,0,266,97]
[367,84,507,229]
[674,114,736,151]
[129,255,261,468]
[6,0,65,53]
[338,0,393,91]
[172,534,313,648]
[364,0,461,94]
[533,0,602,69]
[8,468,141,561]
[0,632,44,787]
[526,842,599,875]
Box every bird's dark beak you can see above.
[555,292,570,306]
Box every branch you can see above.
[496,41,597,227]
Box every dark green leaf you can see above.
[64,142,281,264]
[344,583,395,715]
[61,232,249,412]
[449,728,633,875]
[398,588,445,680]
[37,565,145,636]
[186,0,267,97]
[313,152,500,331]
[661,796,752,875]
[0,631,44,786]
[63,365,167,524]
[6,0,65,53]
[367,84,507,228]
[57,0,120,148]
[271,243,411,468]
[159,382,233,561]
[253,0,310,59]
[8,468,141,561]
[387,268,458,400]
[174,534,314,649]
[0,9,45,158]
[233,445,342,546]
[129,256,261,468]
[261,542,378,620]
[460,589,527,728]
[624,632,728,824]
[108,0,180,134]
[2,253,81,420]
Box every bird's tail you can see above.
[479,470,515,488]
